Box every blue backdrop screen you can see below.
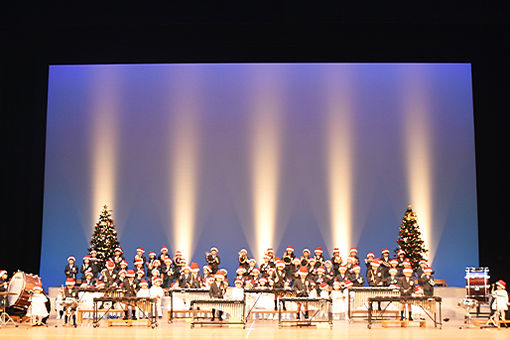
[41,63,478,287]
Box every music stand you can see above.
[0,292,18,327]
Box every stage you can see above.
[0,320,507,340]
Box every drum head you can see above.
[7,272,25,306]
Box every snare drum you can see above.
[7,271,42,310]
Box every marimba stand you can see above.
[0,292,18,327]
[278,297,333,329]
[189,299,246,328]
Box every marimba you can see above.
[189,298,246,328]
[92,296,158,328]
[278,297,332,329]
[366,296,442,329]
[166,288,211,321]
[348,287,400,320]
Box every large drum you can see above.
[7,271,42,310]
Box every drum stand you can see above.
[0,295,18,327]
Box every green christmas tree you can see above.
[88,205,120,270]
[395,204,428,270]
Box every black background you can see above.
[2,4,508,285]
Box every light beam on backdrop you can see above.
[402,67,434,263]
[90,67,120,235]
[250,68,282,262]
[169,71,200,262]
[325,70,353,258]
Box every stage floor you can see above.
[1,320,508,340]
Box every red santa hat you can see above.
[190,262,200,272]
[266,247,274,253]
[137,269,145,276]
[234,279,243,285]
[367,252,375,258]
[403,267,413,275]
[33,284,43,292]
[381,248,390,254]
[424,267,433,273]
[96,281,105,289]
[214,273,225,280]
[203,265,212,272]
[319,282,328,289]
[236,266,247,274]
[152,277,163,285]
[126,269,135,278]
[496,280,506,288]
[153,259,161,266]
[333,248,340,254]
[252,267,260,274]
[106,260,115,270]
[67,256,76,262]
[344,279,353,288]
[120,260,128,266]
[371,258,381,267]
[259,277,267,283]
[403,258,411,265]
[317,266,326,273]
[325,260,332,266]
[114,247,123,253]
[389,268,398,275]
[175,250,182,256]
[0,270,7,277]
[389,258,399,265]
[217,269,228,276]
[160,246,168,252]
[239,248,247,254]
[414,286,424,294]
[263,253,271,260]
[276,260,286,268]
[333,281,342,287]
[148,251,156,257]
[298,266,309,275]
[248,258,257,264]
[118,269,127,276]
[164,257,172,263]
[170,282,179,289]
[210,246,218,253]
[339,264,347,271]
[303,248,310,254]
[83,255,91,261]
[151,269,160,276]
[139,279,148,287]
[85,269,93,277]
[90,249,97,254]
[80,282,88,289]
[137,248,145,253]
[65,278,75,286]
[352,265,361,272]
[397,249,405,256]
[286,246,294,252]
[135,258,143,265]
[349,248,358,254]
[314,247,323,254]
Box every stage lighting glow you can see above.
[169,94,199,262]
[403,70,434,263]
[250,72,282,262]
[325,99,353,259]
[90,69,119,234]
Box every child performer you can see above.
[491,280,509,327]
[292,266,310,319]
[238,249,249,270]
[418,267,435,296]
[189,263,203,288]
[348,248,360,266]
[205,247,221,274]
[272,260,288,310]
[27,284,49,326]
[64,256,79,280]
[398,267,416,320]
[63,278,79,327]
[232,279,245,300]
[122,270,139,320]
[349,265,365,287]
[209,271,227,321]
[331,281,345,320]
[55,288,65,319]
[331,248,342,276]
[136,280,151,319]
[80,255,97,280]
[134,248,147,269]
[78,282,94,321]
[150,277,165,319]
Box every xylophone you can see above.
[278,297,332,328]
[92,296,158,328]
[189,298,246,328]
[348,287,400,320]
[166,288,211,321]
[366,296,442,329]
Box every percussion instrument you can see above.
[465,267,490,302]
[7,271,41,310]
[190,298,246,327]
[278,297,332,328]
[92,296,158,328]
[62,297,79,309]
[366,296,442,329]
[348,287,400,320]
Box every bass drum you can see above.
[7,271,42,310]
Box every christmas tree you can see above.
[395,204,428,270]
[89,205,120,270]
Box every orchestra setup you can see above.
[0,247,508,332]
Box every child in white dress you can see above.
[492,280,509,326]
[331,281,346,320]
[27,284,48,326]
[136,280,151,319]
[150,277,165,319]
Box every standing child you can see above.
[26,284,49,326]
[418,267,435,296]
[136,280,151,319]
[491,280,509,327]
[64,256,79,280]
[150,277,165,319]
[331,281,345,320]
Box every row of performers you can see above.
[63,257,435,299]
[64,246,432,287]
